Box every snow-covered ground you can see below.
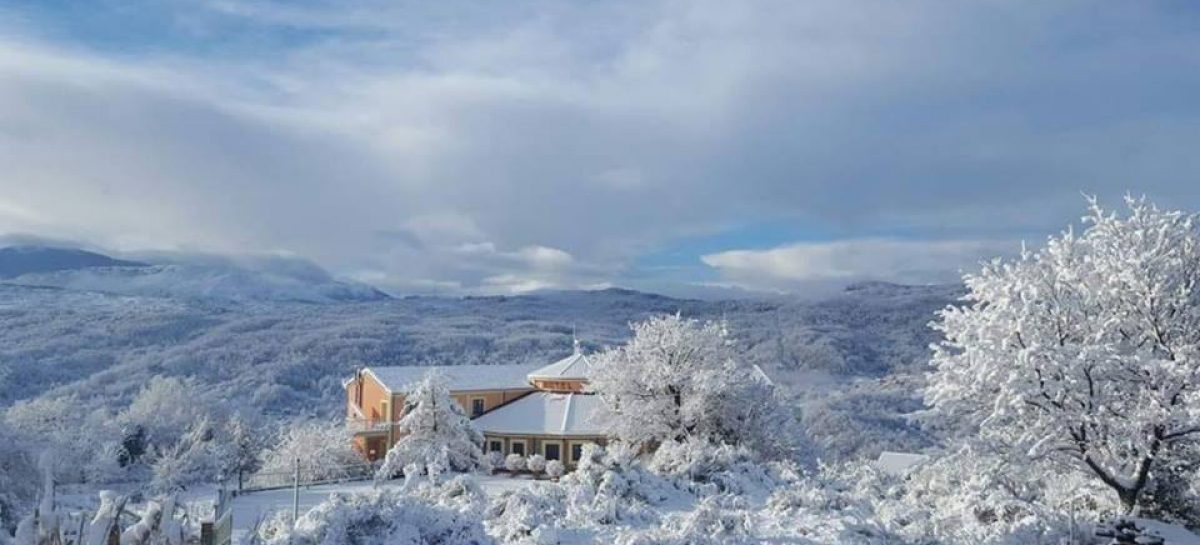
[227,476,537,539]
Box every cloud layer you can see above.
[702,239,1015,292]
[1,1,1199,294]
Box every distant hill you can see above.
[0,246,389,303]
[0,245,147,278]
[0,279,959,460]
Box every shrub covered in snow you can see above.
[487,451,505,473]
[526,455,546,475]
[404,475,488,514]
[505,454,525,473]
[648,438,786,496]
[556,443,674,526]
[615,496,756,545]
[485,484,568,544]
[545,460,564,479]
[256,488,493,545]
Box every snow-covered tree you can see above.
[589,314,800,458]
[259,420,365,486]
[377,372,486,482]
[223,412,265,484]
[149,417,225,493]
[0,423,38,537]
[545,460,565,479]
[929,197,1200,513]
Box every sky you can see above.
[1,0,1199,297]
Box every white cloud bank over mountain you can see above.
[703,239,1015,292]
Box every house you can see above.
[344,344,609,467]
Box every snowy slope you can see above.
[6,264,389,303]
[0,280,958,460]
[0,245,147,278]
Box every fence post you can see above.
[292,458,300,527]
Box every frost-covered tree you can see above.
[590,314,800,458]
[259,419,364,487]
[929,197,1200,513]
[223,412,265,484]
[0,423,38,537]
[377,372,485,481]
[149,417,226,492]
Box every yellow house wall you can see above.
[482,433,607,467]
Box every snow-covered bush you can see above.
[487,451,505,473]
[485,484,568,544]
[259,419,365,487]
[526,455,546,476]
[545,460,565,479]
[557,444,674,525]
[929,197,1200,513]
[648,438,783,496]
[377,372,486,482]
[403,475,488,515]
[256,488,493,545]
[880,445,1117,545]
[615,496,755,545]
[505,454,525,473]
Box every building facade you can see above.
[344,346,608,467]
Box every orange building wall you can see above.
[451,389,532,416]
[347,371,538,461]
[529,379,585,393]
[346,371,394,424]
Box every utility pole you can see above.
[292,457,300,526]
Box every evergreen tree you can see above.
[376,372,486,482]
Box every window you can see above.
[471,398,486,417]
[570,443,584,463]
[511,441,526,456]
[544,443,561,461]
[489,441,503,453]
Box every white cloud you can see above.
[702,239,1016,292]
[1,1,1199,293]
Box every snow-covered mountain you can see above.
[0,246,388,303]
[0,245,147,278]
[0,275,958,460]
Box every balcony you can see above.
[346,416,391,435]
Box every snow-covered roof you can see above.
[874,451,929,477]
[527,350,594,381]
[472,392,608,436]
[364,364,540,393]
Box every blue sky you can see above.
[1,1,1199,296]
